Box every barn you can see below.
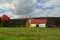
[26,18,47,27]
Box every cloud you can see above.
[11,0,35,15]
[13,0,60,18]
[0,2,15,10]
[32,0,60,17]
[0,11,15,19]
[0,0,35,19]
[42,0,60,17]
[0,0,60,19]
[0,0,16,19]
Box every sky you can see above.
[0,0,60,19]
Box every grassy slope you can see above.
[0,27,60,40]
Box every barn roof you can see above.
[31,18,47,24]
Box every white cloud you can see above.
[13,0,60,18]
[0,0,15,19]
[0,0,35,19]
[0,0,60,19]
[21,0,60,18]
[0,3,15,10]
[41,0,60,17]
[0,11,15,19]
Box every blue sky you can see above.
[0,0,60,19]
[35,0,54,12]
[37,0,49,3]
[0,9,7,13]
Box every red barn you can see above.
[31,18,47,27]
[30,18,47,27]
[26,18,47,27]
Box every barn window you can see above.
[36,24,39,27]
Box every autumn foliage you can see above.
[1,14,11,27]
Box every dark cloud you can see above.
[12,0,35,15]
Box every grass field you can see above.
[0,27,60,40]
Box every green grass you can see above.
[0,27,60,40]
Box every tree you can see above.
[1,14,11,27]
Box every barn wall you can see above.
[30,24,46,27]
[30,24,36,27]
[39,24,46,27]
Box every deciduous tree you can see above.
[1,14,11,27]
